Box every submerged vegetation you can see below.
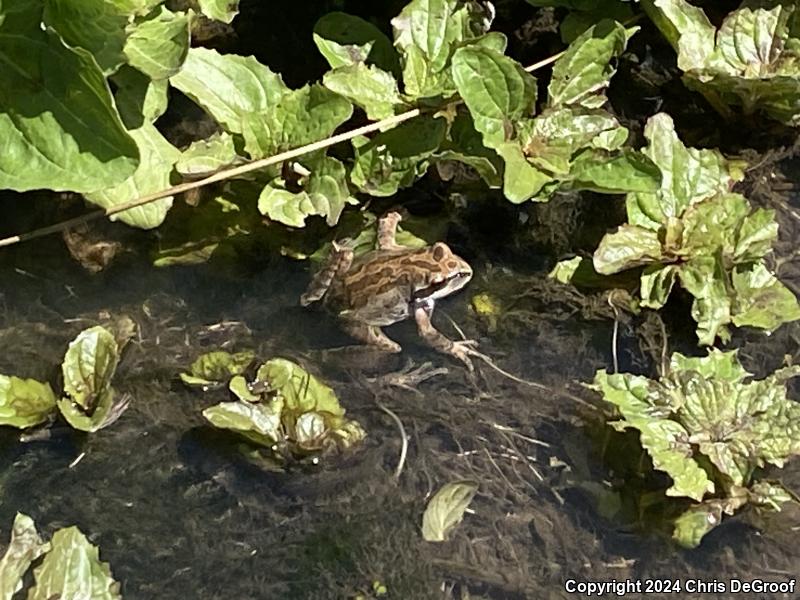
[2,0,800,596]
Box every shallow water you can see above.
[1,213,800,600]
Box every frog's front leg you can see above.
[300,242,354,307]
[377,211,403,251]
[341,320,402,353]
[413,302,477,371]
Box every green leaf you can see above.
[61,326,120,412]
[170,48,289,135]
[180,350,255,389]
[433,110,502,187]
[197,0,240,24]
[559,1,635,43]
[323,63,403,120]
[421,481,478,542]
[0,513,49,600]
[593,225,663,275]
[27,527,121,600]
[259,156,355,227]
[732,207,779,263]
[42,0,130,74]
[548,19,632,109]
[112,65,169,129]
[669,348,749,383]
[351,115,447,196]
[570,149,662,194]
[678,256,732,345]
[626,112,740,230]
[84,123,180,229]
[124,6,190,80]
[202,400,283,447]
[57,389,119,433]
[313,12,400,73]
[0,4,139,193]
[731,261,800,332]
[673,502,724,548]
[494,142,552,203]
[640,0,716,73]
[0,375,57,429]
[392,0,491,98]
[451,45,537,148]
[255,358,344,419]
[241,84,353,159]
[640,264,678,309]
[679,193,750,257]
[175,132,238,178]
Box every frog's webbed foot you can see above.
[371,359,449,393]
[342,321,402,353]
[413,305,479,372]
[377,211,404,251]
[300,241,354,307]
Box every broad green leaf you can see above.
[640,264,678,309]
[241,84,353,159]
[0,376,57,429]
[202,400,283,447]
[351,115,447,196]
[559,1,635,43]
[547,20,632,109]
[593,225,663,274]
[640,0,716,73]
[313,12,400,74]
[175,132,238,178]
[451,45,537,148]
[255,358,344,419]
[679,193,750,257]
[61,326,119,412]
[392,0,491,98]
[112,66,169,129]
[57,388,119,432]
[27,527,121,600]
[678,256,731,345]
[422,481,478,542]
[197,0,240,24]
[229,375,260,403]
[525,107,627,156]
[0,3,139,193]
[124,6,190,80]
[731,261,800,332]
[180,350,255,388]
[42,0,129,74]
[259,155,355,227]
[0,513,49,600]
[323,63,403,120]
[85,123,180,229]
[170,48,289,134]
[547,256,623,288]
[748,480,794,511]
[570,149,661,194]
[673,502,724,548]
[669,348,749,383]
[733,207,779,263]
[495,142,552,203]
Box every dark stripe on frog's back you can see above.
[341,247,435,309]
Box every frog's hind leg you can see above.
[342,321,402,353]
[300,242,353,307]
[377,211,404,251]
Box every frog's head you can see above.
[414,242,473,302]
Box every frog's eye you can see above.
[432,242,448,261]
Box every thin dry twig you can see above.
[374,396,408,480]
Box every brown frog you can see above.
[300,212,477,369]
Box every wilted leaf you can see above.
[85,123,179,229]
[27,527,121,600]
[0,3,139,193]
[0,376,57,429]
[180,350,255,388]
[422,481,478,542]
[0,513,49,600]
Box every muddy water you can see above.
[1,203,799,600]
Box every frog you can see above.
[300,212,478,369]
